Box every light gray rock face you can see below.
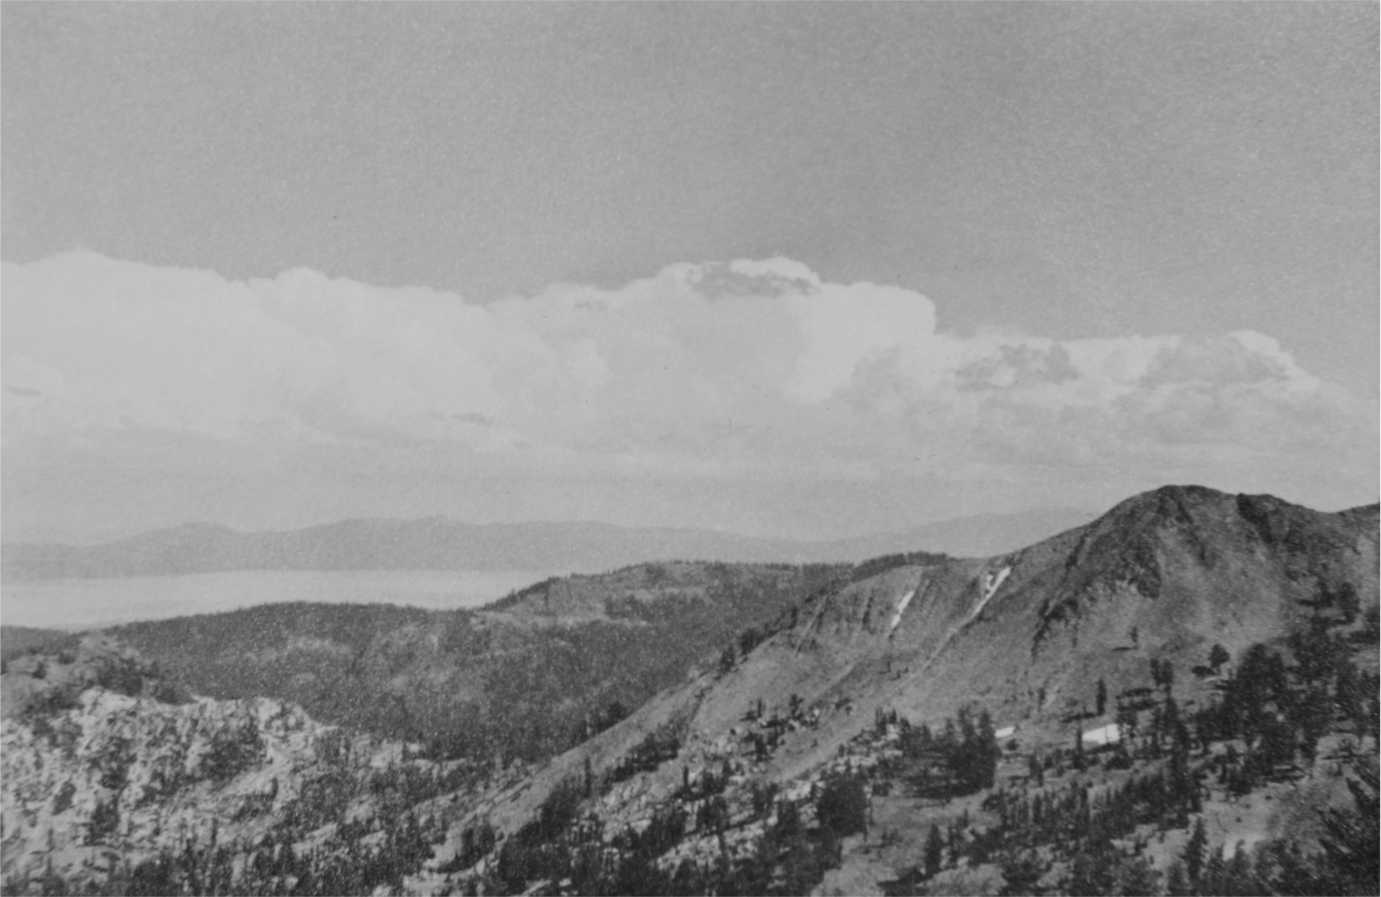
[1,638,433,893]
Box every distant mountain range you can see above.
[1,508,1094,580]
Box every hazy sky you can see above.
[3,3,1377,542]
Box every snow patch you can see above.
[981,567,1011,604]
[967,565,1011,621]
[888,589,916,634]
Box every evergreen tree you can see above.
[1222,841,1258,897]
[1335,659,1366,725]
[1291,617,1338,687]
[1336,583,1360,624]
[1184,817,1208,886]
[1202,844,1227,896]
[999,850,1046,896]
[717,643,736,675]
[924,824,944,878]
[1253,838,1318,896]
[86,800,120,846]
[1164,860,1192,896]
[1315,757,1380,896]
[1114,852,1160,896]
[1066,841,1116,896]
[816,773,868,839]
[976,709,999,789]
[1028,751,1045,787]
[1117,702,1139,743]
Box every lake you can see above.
[0,569,554,630]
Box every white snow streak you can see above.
[967,565,1011,622]
[889,589,916,634]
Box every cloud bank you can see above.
[3,253,1374,540]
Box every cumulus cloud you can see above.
[2,252,1373,537]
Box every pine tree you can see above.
[1184,817,1208,886]
[816,773,868,838]
[1165,861,1192,896]
[1335,658,1366,725]
[1066,841,1115,896]
[999,850,1046,896]
[1114,852,1160,896]
[1202,843,1227,896]
[1117,702,1139,743]
[977,709,999,788]
[1337,583,1360,624]
[924,824,944,878]
[1223,841,1257,897]
[1028,751,1045,787]
[718,643,736,674]
[1315,757,1380,895]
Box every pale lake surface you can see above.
[0,569,554,630]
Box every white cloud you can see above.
[2,251,1373,537]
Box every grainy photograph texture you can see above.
[1,3,1377,896]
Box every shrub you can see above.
[52,781,77,815]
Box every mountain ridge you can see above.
[94,560,849,765]
[406,483,1378,894]
[1,509,1095,581]
[2,484,1377,896]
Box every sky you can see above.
[2,3,1377,543]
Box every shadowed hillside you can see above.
[0,626,80,664]
[106,562,847,764]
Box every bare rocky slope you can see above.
[1,636,472,895]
